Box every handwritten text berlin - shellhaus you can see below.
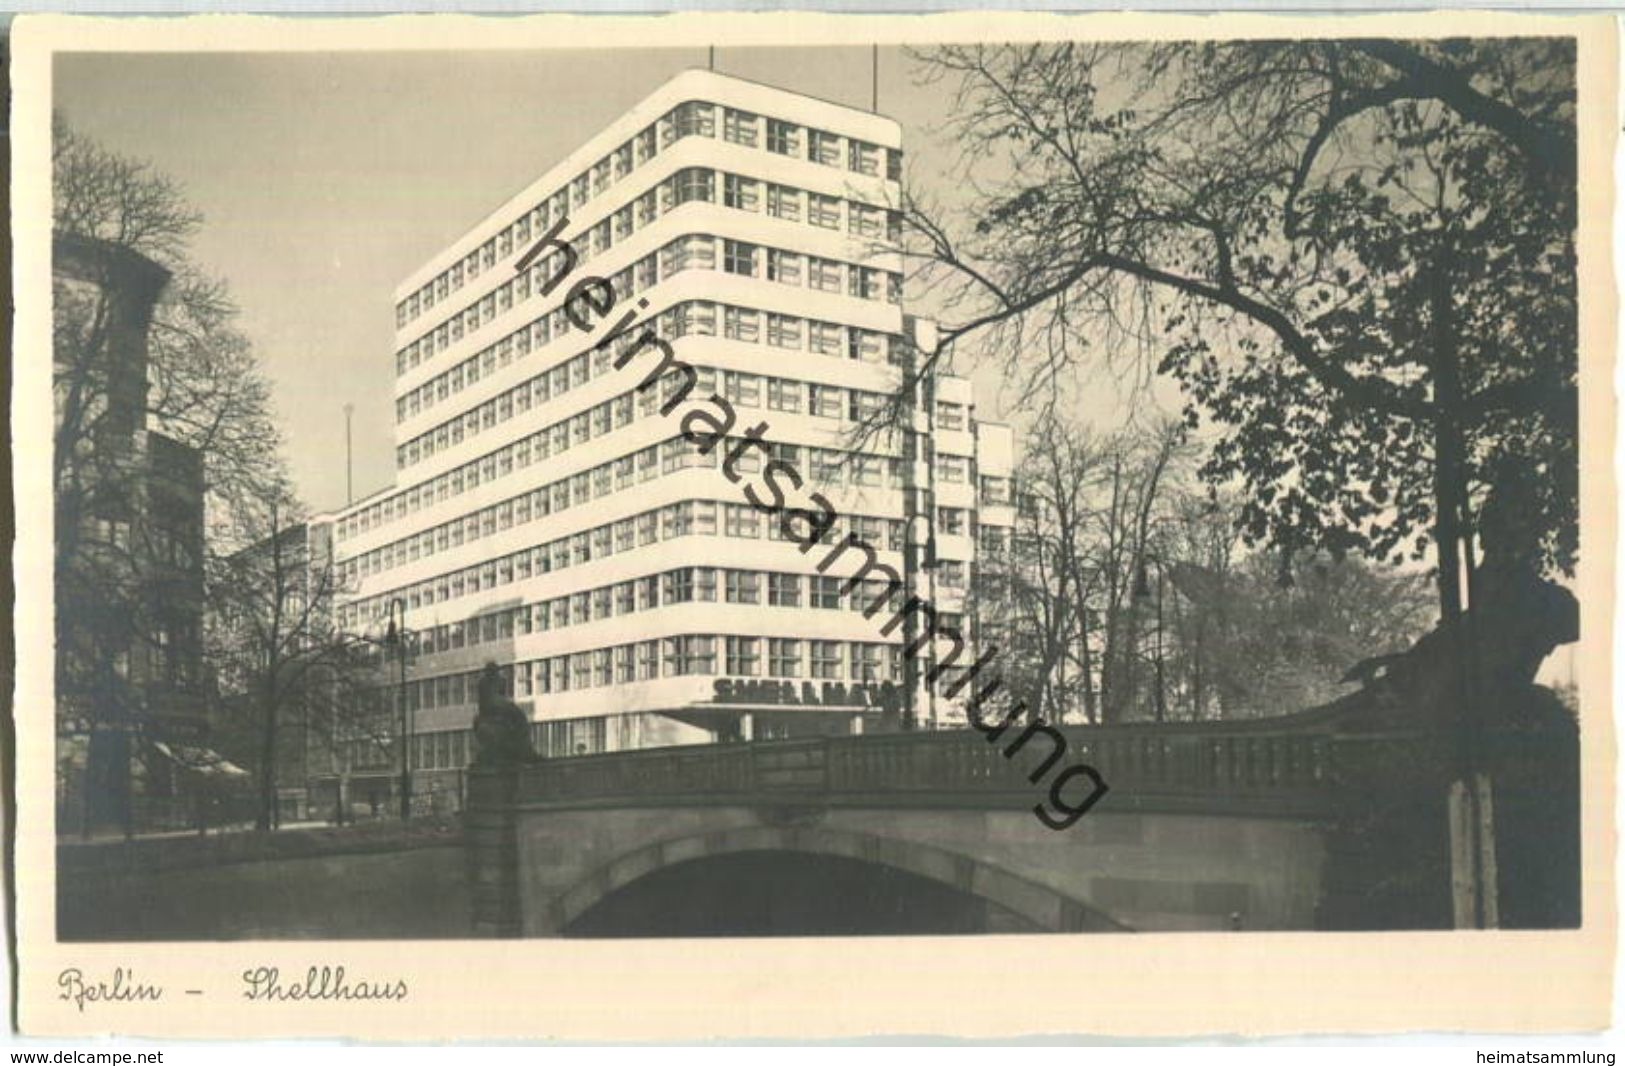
[512,215,1110,830]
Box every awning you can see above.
[151,741,250,779]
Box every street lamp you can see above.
[383,598,412,822]
[1132,555,1168,724]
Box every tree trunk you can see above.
[256,683,278,832]
[1432,251,1491,930]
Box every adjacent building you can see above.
[330,70,1016,798]
[54,232,213,834]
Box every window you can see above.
[849,266,882,300]
[807,128,842,166]
[849,391,885,424]
[768,573,801,607]
[663,235,715,274]
[767,119,799,156]
[723,174,759,211]
[980,476,1012,506]
[848,203,883,238]
[723,240,758,277]
[812,576,844,610]
[671,101,715,140]
[811,640,844,679]
[848,140,880,175]
[938,507,968,536]
[809,194,842,229]
[717,374,757,411]
[723,108,759,146]
[725,570,761,604]
[766,184,801,221]
[850,643,882,682]
[694,500,719,535]
[635,189,659,227]
[682,635,717,675]
[979,524,1007,554]
[767,378,802,413]
[615,644,635,683]
[766,314,801,349]
[809,384,843,419]
[665,567,696,603]
[937,455,968,483]
[723,308,760,343]
[769,638,801,678]
[937,401,966,430]
[725,506,761,539]
[848,329,883,363]
[675,301,717,336]
[811,448,844,484]
[695,567,718,601]
[808,258,842,293]
[638,640,660,680]
[766,250,802,285]
[672,167,715,206]
[808,321,843,357]
[726,636,759,675]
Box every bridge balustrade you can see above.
[508,718,1387,819]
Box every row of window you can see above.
[349,404,1011,561]
[403,563,975,666]
[357,366,878,545]
[384,354,904,523]
[519,635,902,696]
[348,422,910,588]
[398,171,901,380]
[352,396,914,573]
[394,228,903,426]
[393,295,904,474]
[338,709,611,774]
[337,493,914,630]
[397,99,900,332]
[389,635,903,729]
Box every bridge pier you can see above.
[466,768,522,937]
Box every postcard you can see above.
[10,10,1618,1040]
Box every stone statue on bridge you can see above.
[1334,468,1578,736]
[472,662,537,768]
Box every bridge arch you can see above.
[541,823,1129,936]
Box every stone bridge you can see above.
[465,708,1578,936]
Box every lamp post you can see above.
[1133,554,1168,724]
[383,598,412,822]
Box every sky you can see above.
[54,45,1176,515]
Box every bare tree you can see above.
[903,40,1577,631]
[205,484,385,832]
[53,115,290,832]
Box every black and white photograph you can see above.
[11,10,1617,1041]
